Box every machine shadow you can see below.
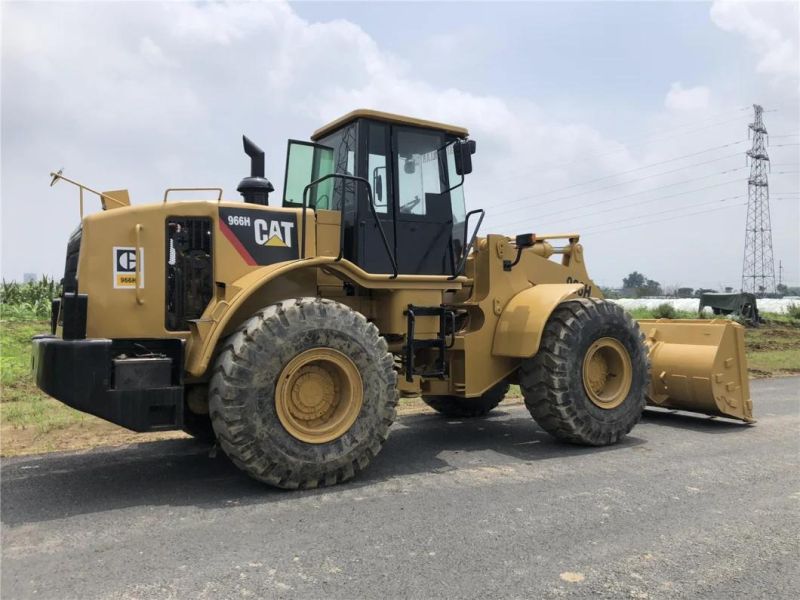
[641,408,753,433]
[2,407,643,526]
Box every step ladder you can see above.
[403,305,455,382]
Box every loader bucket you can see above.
[637,319,754,423]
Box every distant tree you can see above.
[724,286,733,293]
[677,287,694,298]
[695,288,716,297]
[600,286,621,299]
[623,271,646,290]
[643,279,663,297]
[777,284,800,296]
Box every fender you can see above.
[492,283,584,358]
[185,257,467,377]
[185,258,328,377]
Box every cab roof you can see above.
[311,109,469,141]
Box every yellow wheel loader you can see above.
[33,109,753,489]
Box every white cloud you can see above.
[710,1,799,82]
[664,82,712,111]
[1,0,797,288]
[1,0,633,277]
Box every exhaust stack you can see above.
[237,135,274,205]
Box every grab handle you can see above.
[135,224,144,305]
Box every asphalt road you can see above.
[2,377,798,599]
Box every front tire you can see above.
[423,381,510,418]
[520,298,648,446]
[209,298,398,489]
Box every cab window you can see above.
[367,122,390,214]
[314,121,358,212]
[395,129,445,216]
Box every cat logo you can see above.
[113,246,144,289]
[254,218,294,248]
[219,207,299,266]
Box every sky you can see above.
[2,0,798,290]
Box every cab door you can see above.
[391,126,457,275]
[356,121,396,274]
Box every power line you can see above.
[490,169,746,231]
[487,156,745,222]
[581,201,747,236]
[520,194,792,236]
[500,110,752,181]
[615,108,749,145]
[579,195,795,237]
[554,173,798,230]
[494,107,749,179]
[482,140,747,210]
[531,192,744,233]
[579,196,745,234]
[489,169,798,232]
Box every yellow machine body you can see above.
[38,108,754,439]
[639,319,753,422]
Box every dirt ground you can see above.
[0,394,528,457]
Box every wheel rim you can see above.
[581,337,632,409]
[275,348,363,444]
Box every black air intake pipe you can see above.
[237,135,274,205]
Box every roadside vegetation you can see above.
[1,280,185,455]
[2,279,799,456]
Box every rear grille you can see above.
[63,226,82,293]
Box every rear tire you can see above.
[181,385,216,443]
[209,298,398,489]
[520,298,648,446]
[423,381,510,418]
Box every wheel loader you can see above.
[33,109,753,489]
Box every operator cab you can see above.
[281,109,477,275]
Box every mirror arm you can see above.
[449,208,485,280]
[442,172,465,196]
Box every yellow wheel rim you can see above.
[582,337,632,410]
[275,348,363,444]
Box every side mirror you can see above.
[374,172,383,203]
[404,159,416,174]
[454,139,476,175]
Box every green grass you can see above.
[787,303,800,320]
[2,393,90,433]
[748,350,800,374]
[628,307,798,325]
[761,311,800,326]
[626,307,703,320]
[1,320,48,392]
[0,319,88,433]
